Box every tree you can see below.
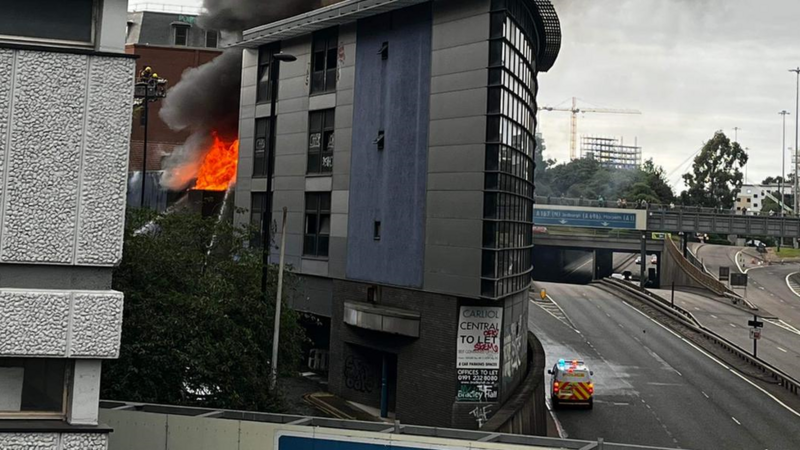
[534,132,554,180]
[102,209,307,412]
[640,158,675,204]
[681,131,748,208]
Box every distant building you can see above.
[232,0,561,429]
[736,184,793,214]
[125,8,237,210]
[0,0,133,447]
[580,136,642,170]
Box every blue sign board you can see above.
[534,208,637,229]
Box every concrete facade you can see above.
[234,0,560,428]
[0,1,133,447]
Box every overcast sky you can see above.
[132,0,800,191]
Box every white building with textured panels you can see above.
[0,1,133,448]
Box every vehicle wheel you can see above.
[587,398,594,410]
[552,398,560,410]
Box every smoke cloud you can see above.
[200,0,318,32]
[159,50,242,191]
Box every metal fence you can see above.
[534,196,799,218]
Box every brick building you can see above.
[232,0,561,428]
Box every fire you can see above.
[194,133,239,191]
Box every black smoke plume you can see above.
[159,50,242,191]
[200,0,319,32]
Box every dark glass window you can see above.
[205,31,219,48]
[307,109,335,174]
[304,193,331,257]
[311,28,339,94]
[251,192,267,248]
[254,118,272,178]
[0,359,69,416]
[0,0,95,44]
[257,44,279,103]
[174,25,189,46]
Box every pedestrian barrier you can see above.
[597,278,800,396]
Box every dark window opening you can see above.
[304,193,331,257]
[174,25,189,46]
[308,109,335,174]
[254,118,272,178]
[0,358,70,416]
[311,28,339,94]
[0,0,95,44]
[257,44,279,103]
[374,130,385,150]
[250,192,268,248]
[374,221,381,240]
[378,42,389,60]
[205,31,219,48]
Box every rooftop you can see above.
[129,3,203,15]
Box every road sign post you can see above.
[748,315,763,358]
[671,281,675,307]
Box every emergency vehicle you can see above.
[548,359,594,409]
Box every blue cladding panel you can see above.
[346,4,432,288]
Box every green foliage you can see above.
[535,156,675,204]
[102,209,307,412]
[534,132,555,179]
[681,131,748,208]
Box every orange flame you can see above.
[194,133,239,191]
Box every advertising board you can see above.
[456,306,502,403]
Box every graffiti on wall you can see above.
[503,314,525,380]
[344,355,375,393]
[469,405,492,427]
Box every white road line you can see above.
[786,272,800,299]
[711,314,719,319]
[702,391,710,399]
[732,417,742,426]
[778,347,788,353]
[621,301,800,419]
[729,323,737,328]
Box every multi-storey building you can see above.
[125,8,236,210]
[580,135,642,170]
[233,0,560,428]
[0,1,132,448]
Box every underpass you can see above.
[530,282,800,449]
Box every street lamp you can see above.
[133,67,168,209]
[790,67,800,217]
[259,51,296,392]
[780,110,790,218]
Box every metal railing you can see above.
[598,278,800,397]
[537,226,645,240]
[534,195,799,218]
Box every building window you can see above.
[311,28,338,94]
[374,221,381,240]
[174,25,189,46]
[205,30,219,48]
[254,118,272,178]
[0,359,70,417]
[304,193,331,257]
[251,192,267,248]
[0,0,95,44]
[307,109,335,174]
[257,44,279,103]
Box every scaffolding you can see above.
[580,136,642,170]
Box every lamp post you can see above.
[780,111,790,219]
[133,67,168,209]
[260,52,296,391]
[790,68,800,219]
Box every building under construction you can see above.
[580,136,642,170]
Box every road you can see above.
[693,243,800,327]
[653,287,800,378]
[530,282,800,449]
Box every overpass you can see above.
[534,196,800,237]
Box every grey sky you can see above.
[132,0,800,190]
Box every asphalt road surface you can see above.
[653,287,800,378]
[530,282,800,449]
[693,243,800,326]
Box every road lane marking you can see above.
[729,323,737,328]
[711,314,719,319]
[621,301,800,419]
[778,347,788,353]
[786,272,800,299]
[702,391,710,399]
[732,417,741,426]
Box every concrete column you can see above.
[96,0,128,53]
[67,360,102,425]
[640,233,648,288]
[593,250,614,280]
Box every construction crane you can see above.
[540,97,642,160]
